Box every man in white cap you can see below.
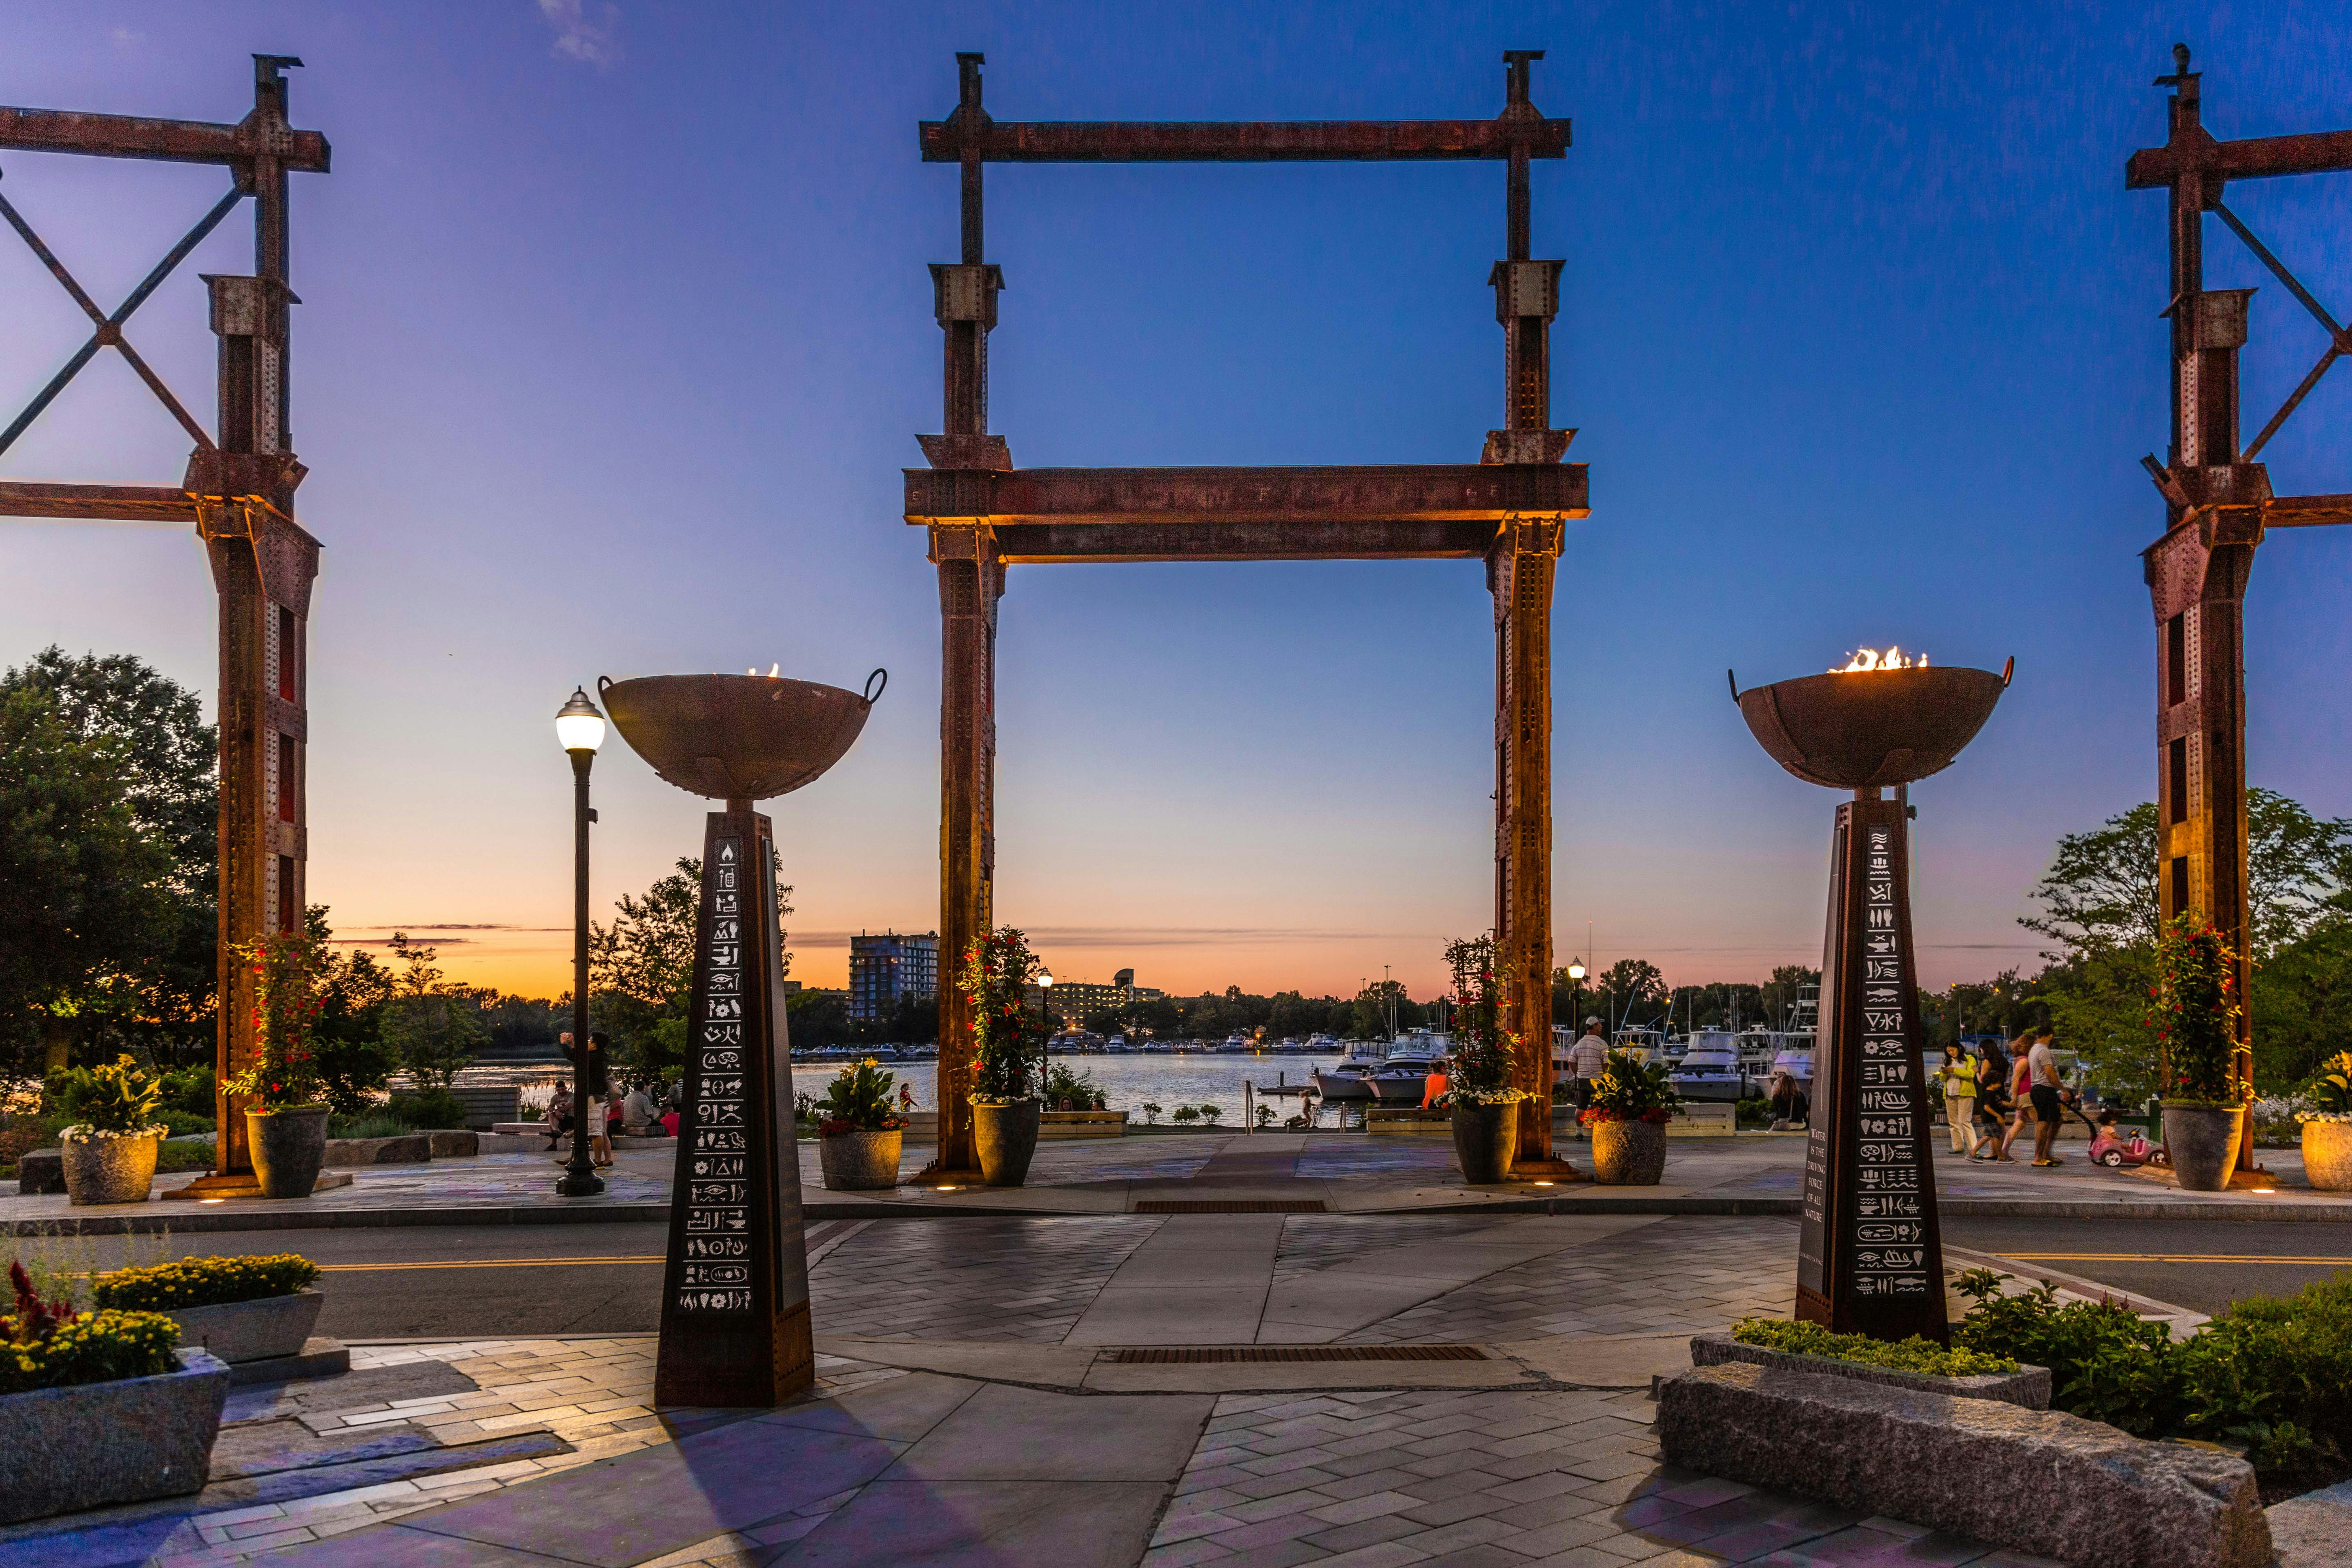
[1568,1016,1609,1134]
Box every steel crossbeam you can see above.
[915,53,1583,1180]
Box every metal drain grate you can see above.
[1134,1213,1336,1222]
[1104,1344,1490,1364]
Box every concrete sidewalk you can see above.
[11,1131,2344,1237]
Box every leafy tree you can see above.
[306,906,398,1113]
[376,933,488,1090]
[1597,958,1668,1025]
[0,684,171,1077]
[591,856,795,1080]
[2023,793,2350,963]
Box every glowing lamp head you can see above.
[555,687,607,754]
[1038,971,1055,987]
[1567,961,1586,982]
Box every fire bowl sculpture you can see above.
[599,670,884,804]
[1731,660,2010,791]
[599,666,882,1410]
[1730,651,2009,1346]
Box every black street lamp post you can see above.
[556,687,607,1198]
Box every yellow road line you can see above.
[1999,1253,2352,1265]
[316,1256,665,1272]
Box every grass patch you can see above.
[1731,1317,2019,1378]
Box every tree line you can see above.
[13,645,2348,1109]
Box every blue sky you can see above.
[3,1,2348,998]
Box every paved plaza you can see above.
[11,1199,2201,1567]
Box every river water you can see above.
[796,1051,1341,1126]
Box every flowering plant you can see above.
[1580,1048,1684,1125]
[2299,1053,2352,1122]
[813,1058,907,1136]
[53,1055,167,1143]
[1434,935,1529,1106]
[2146,914,2247,1107]
[220,930,330,1112]
[962,927,1047,1104]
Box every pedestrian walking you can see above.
[1995,1031,2036,1162]
[1971,1036,2014,1161]
[2027,1026,2065,1166]
[1568,1018,1608,1137]
[1938,1042,1980,1156]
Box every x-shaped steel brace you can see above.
[2214,200,2352,462]
[0,166,245,459]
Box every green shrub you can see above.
[389,1087,470,1129]
[156,1139,217,1173]
[93,1253,320,1312]
[1171,1105,1200,1125]
[1954,1268,2352,1497]
[1042,1062,1105,1112]
[47,1056,167,1137]
[1731,1317,2018,1378]
[158,1064,217,1119]
[158,1108,215,1138]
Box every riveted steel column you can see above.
[933,521,1000,1175]
[1492,517,1561,1163]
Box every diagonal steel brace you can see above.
[0,171,244,457]
[2212,201,2351,461]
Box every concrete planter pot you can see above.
[2163,1102,2245,1192]
[161,1289,326,1364]
[972,1099,1041,1187]
[246,1105,332,1198]
[0,1347,229,1525]
[1590,1118,1668,1185]
[2301,1120,2352,1192]
[1449,1101,1519,1184]
[817,1128,902,1190]
[60,1132,161,1205]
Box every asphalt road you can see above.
[1944,1216,2352,1316]
[13,1214,2346,1341]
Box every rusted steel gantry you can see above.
[0,58,327,1191]
[2129,46,2352,1178]
[907,53,1587,1177]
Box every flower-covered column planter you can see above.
[246,1107,331,1199]
[60,1132,162,1206]
[2149,915,2250,1194]
[960,927,1050,1187]
[1437,935,1533,1184]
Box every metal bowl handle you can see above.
[2001,657,2014,688]
[597,675,613,697]
[863,668,888,705]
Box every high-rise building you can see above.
[847,931,940,1022]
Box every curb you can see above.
[13,1193,2347,1235]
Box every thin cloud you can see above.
[537,0,621,69]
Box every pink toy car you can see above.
[2089,1124,2167,1169]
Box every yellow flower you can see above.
[861,1057,879,1069]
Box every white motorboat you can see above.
[1670,1029,1748,1102]
[1365,1054,1440,1105]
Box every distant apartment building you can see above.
[847,931,940,1022]
[1040,967,1160,1027]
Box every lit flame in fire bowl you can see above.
[1830,646,1928,674]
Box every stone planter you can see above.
[60,1132,161,1205]
[0,1347,229,1525]
[972,1099,1041,1187]
[2301,1120,2352,1192]
[1449,1100,1519,1184]
[818,1128,902,1190]
[1688,1331,2049,1409]
[321,1132,432,1166]
[2163,1102,2245,1193]
[1590,1118,1668,1185]
[246,1105,332,1199]
[161,1289,326,1364]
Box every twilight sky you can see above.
[3,2,2348,1001]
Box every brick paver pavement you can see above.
[1147,1387,2062,1568]
[1273,1216,1519,1283]
[1341,1218,1797,1344]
